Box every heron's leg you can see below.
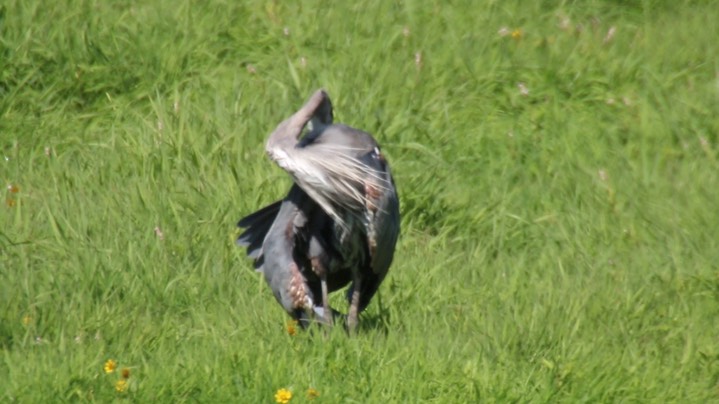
[311,257,332,326]
[320,274,332,326]
[347,276,361,333]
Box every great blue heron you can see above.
[236,89,400,331]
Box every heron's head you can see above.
[265,89,392,228]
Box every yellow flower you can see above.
[22,315,32,326]
[286,320,298,336]
[275,388,292,403]
[307,388,320,399]
[104,359,117,374]
[511,29,523,40]
[115,379,128,393]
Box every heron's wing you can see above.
[348,150,401,312]
[368,185,400,276]
[237,200,283,261]
[362,151,401,278]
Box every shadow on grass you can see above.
[357,310,392,335]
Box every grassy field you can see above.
[2,0,719,401]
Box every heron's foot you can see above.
[312,306,343,326]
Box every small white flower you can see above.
[558,16,571,31]
[517,82,529,96]
[603,26,616,44]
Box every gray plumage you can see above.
[237,90,400,331]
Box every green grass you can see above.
[2,0,719,401]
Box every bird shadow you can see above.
[356,310,392,335]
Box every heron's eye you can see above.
[372,147,387,163]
